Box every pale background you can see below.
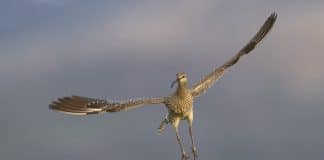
[2,0,324,160]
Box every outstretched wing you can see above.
[49,95,165,115]
[191,13,277,97]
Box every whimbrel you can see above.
[49,13,277,160]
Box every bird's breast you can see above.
[165,94,193,115]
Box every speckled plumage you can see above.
[166,89,193,115]
[49,13,277,160]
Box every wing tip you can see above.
[49,95,108,116]
[250,12,277,45]
[270,12,278,19]
[269,12,278,26]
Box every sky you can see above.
[2,0,324,160]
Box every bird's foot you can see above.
[181,152,190,160]
[191,147,198,160]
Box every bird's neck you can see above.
[176,82,188,97]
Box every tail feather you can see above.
[157,118,169,135]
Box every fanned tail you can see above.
[157,118,169,135]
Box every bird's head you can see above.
[170,72,188,88]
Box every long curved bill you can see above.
[170,79,177,88]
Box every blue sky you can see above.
[2,0,324,160]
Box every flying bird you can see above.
[49,13,277,160]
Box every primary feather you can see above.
[49,95,165,115]
[190,13,277,97]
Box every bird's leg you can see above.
[189,124,198,159]
[188,110,198,159]
[172,118,189,160]
[175,128,189,160]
